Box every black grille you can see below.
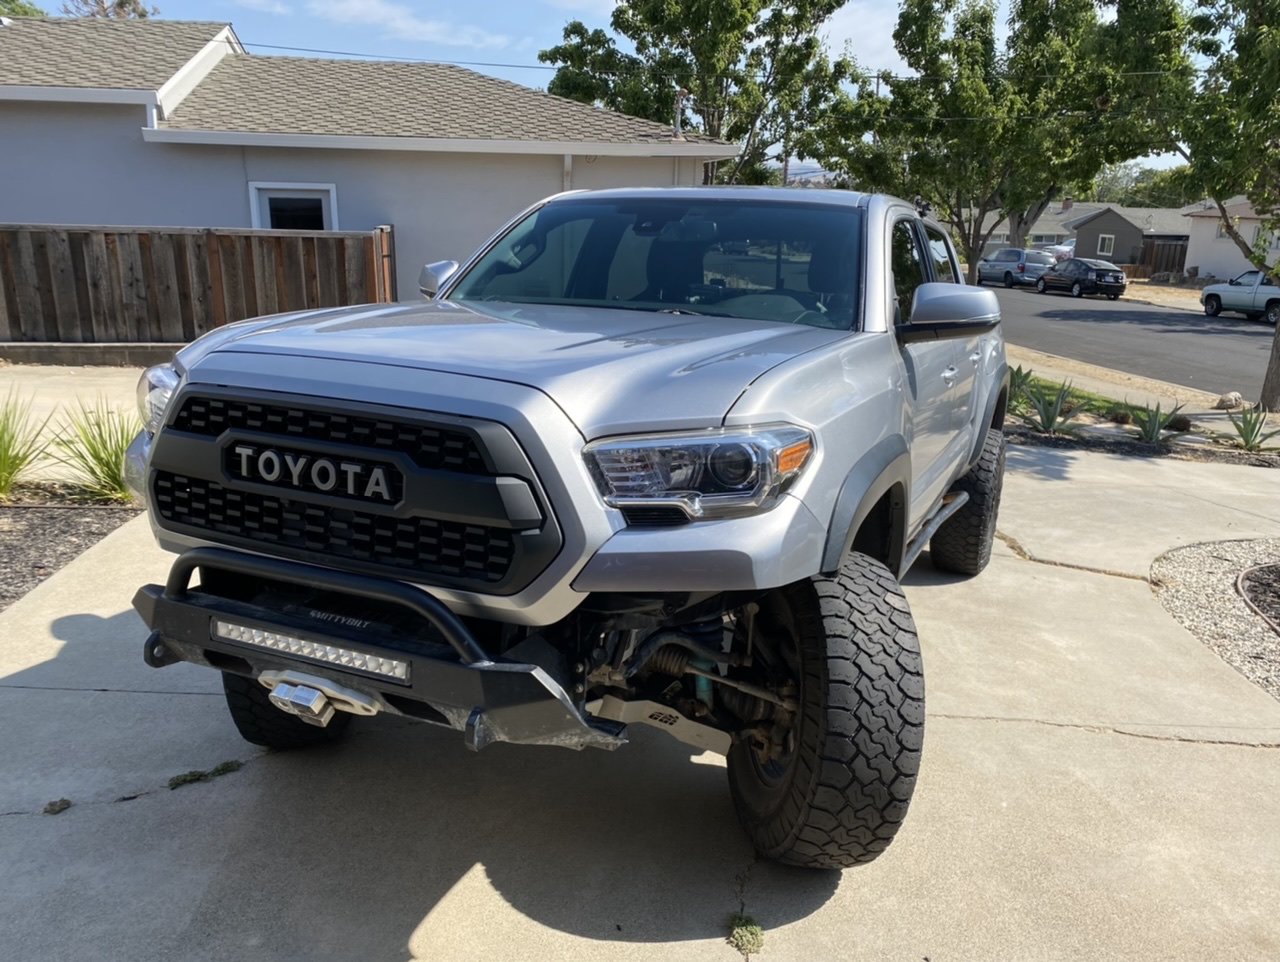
[153,472,514,584]
[172,396,487,474]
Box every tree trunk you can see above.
[1262,328,1280,412]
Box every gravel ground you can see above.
[1005,426,1280,468]
[1241,564,1280,631]
[0,506,141,612]
[1152,538,1280,702]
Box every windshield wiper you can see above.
[655,307,707,316]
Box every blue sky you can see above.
[153,0,1176,169]
[155,0,910,87]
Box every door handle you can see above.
[941,365,958,384]
[968,350,982,365]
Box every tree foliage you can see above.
[538,0,854,183]
[1175,0,1280,408]
[1083,162,1201,207]
[0,0,46,14]
[59,0,156,17]
[803,0,1190,280]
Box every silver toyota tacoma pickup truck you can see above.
[128,187,1008,869]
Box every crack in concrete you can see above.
[931,711,1280,748]
[0,752,263,818]
[995,531,1149,582]
[728,856,763,960]
[0,684,220,696]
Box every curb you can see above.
[1005,343,1222,409]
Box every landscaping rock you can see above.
[1215,391,1245,410]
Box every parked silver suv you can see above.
[976,247,1056,287]
[127,188,1009,869]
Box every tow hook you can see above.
[258,670,384,727]
[269,683,336,727]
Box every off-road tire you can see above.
[929,428,1006,575]
[1003,272,1015,288]
[222,672,352,750]
[726,555,924,869]
[1070,282,1083,297]
[1204,294,1222,317]
[1107,293,1119,301]
[1036,278,1047,294]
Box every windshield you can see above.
[447,198,863,330]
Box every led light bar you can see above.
[213,620,409,681]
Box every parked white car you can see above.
[1200,270,1280,324]
[1045,239,1076,262]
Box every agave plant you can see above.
[1018,381,1081,435]
[49,398,140,501]
[0,391,49,499]
[1131,402,1187,444]
[1227,406,1280,452]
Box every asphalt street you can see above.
[990,284,1274,394]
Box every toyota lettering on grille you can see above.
[229,443,398,502]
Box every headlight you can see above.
[583,424,814,520]
[136,362,180,434]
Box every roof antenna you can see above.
[672,88,688,141]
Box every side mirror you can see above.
[419,260,460,298]
[898,282,1000,344]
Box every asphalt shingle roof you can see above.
[161,54,721,145]
[0,17,225,90]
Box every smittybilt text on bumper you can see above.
[134,547,624,751]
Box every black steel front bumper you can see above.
[132,547,624,751]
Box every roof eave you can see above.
[0,84,157,105]
[142,126,737,158]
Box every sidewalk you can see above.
[1,446,1279,960]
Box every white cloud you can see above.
[235,0,291,13]
[305,0,512,49]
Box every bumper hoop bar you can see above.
[162,546,491,665]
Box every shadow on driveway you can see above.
[1038,304,1275,339]
[13,607,842,957]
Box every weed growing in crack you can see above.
[168,759,243,790]
[727,913,765,958]
[42,798,71,815]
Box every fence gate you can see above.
[0,224,396,343]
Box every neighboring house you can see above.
[1064,205,1191,273]
[1184,197,1280,280]
[978,199,1190,271]
[0,18,733,298]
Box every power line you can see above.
[236,39,558,71]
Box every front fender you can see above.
[820,434,912,575]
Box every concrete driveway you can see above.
[2,446,1279,961]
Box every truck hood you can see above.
[194,299,847,437]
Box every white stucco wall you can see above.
[1184,215,1258,280]
[0,101,710,300]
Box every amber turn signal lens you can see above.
[776,440,813,475]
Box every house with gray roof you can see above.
[978,198,1192,272]
[0,17,733,297]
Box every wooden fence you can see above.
[0,224,396,343]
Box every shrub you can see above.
[1107,406,1134,425]
[1227,407,1280,452]
[0,391,49,499]
[1167,413,1194,433]
[1131,402,1186,444]
[50,398,139,501]
[1019,381,1081,435]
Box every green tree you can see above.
[805,0,1190,279]
[0,0,47,14]
[538,0,853,183]
[60,0,157,17]
[1176,0,1280,408]
[1127,166,1200,208]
